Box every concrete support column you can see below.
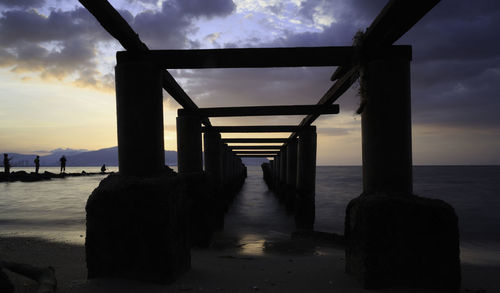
[361,56,412,196]
[345,51,460,291]
[204,131,223,188]
[286,138,298,187]
[115,61,164,176]
[295,126,317,230]
[176,113,202,173]
[285,138,298,209]
[274,153,281,189]
[279,148,287,186]
[222,144,232,186]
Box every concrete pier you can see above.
[295,126,317,230]
[177,113,203,173]
[115,61,165,176]
[345,54,460,291]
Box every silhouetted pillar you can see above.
[279,148,287,186]
[115,61,165,176]
[285,138,298,209]
[295,126,316,230]
[177,112,202,173]
[204,131,223,188]
[222,144,232,186]
[274,153,281,189]
[286,139,298,187]
[361,55,412,196]
[345,51,460,291]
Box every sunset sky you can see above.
[0,0,499,165]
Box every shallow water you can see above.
[0,165,499,265]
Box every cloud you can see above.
[176,0,235,18]
[0,0,236,89]
[0,7,116,90]
[204,32,221,44]
[318,127,350,136]
[0,0,45,8]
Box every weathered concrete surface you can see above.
[0,269,14,293]
[345,193,461,291]
[179,172,216,248]
[85,171,190,284]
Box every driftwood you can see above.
[1,261,57,293]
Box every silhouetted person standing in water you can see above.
[3,153,11,174]
[59,155,66,173]
[100,164,106,174]
[34,156,40,174]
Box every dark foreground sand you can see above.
[1,236,498,293]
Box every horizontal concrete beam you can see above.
[180,105,339,117]
[229,145,283,150]
[202,125,301,133]
[236,154,276,158]
[222,138,288,143]
[117,46,355,69]
[233,151,280,155]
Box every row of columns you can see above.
[115,60,248,188]
[175,112,247,185]
[265,126,316,230]
[203,131,247,191]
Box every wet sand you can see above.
[1,235,499,293]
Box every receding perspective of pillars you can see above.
[176,112,202,173]
[295,126,317,230]
[361,56,412,196]
[115,61,165,176]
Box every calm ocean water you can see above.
[0,165,499,265]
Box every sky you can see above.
[0,0,499,165]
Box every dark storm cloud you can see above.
[0,6,115,89]
[176,0,235,18]
[0,0,45,8]
[0,0,236,88]
[397,0,500,129]
[263,0,500,131]
[132,0,235,49]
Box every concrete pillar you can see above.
[279,148,287,186]
[274,153,281,189]
[286,138,298,187]
[361,55,412,196]
[222,144,232,186]
[115,61,165,176]
[204,131,223,188]
[295,126,317,230]
[345,52,460,291]
[176,113,202,173]
[285,138,298,209]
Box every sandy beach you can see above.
[1,235,498,293]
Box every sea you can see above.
[0,165,499,266]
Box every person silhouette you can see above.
[3,153,11,174]
[34,156,40,174]
[100,164,106,174]
[59,155,66,173]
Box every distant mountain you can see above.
[2,147,268,167]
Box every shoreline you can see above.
[0,171,114,183]
[1,235,499,293]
